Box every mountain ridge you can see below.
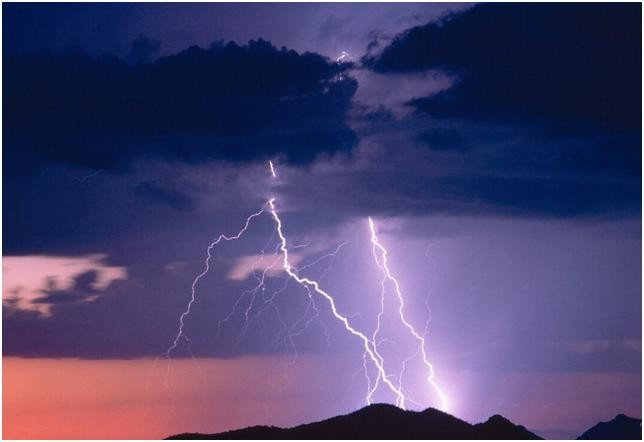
[167,403,541,439]
[168,403,642,440]
[577,413,641,440]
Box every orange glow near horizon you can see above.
[3,357,641,439]
[2,356,339,440]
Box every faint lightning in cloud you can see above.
[336,51,350,80]
[75,169,103,183]
[336,51,350,63]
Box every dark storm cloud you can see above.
[349,3,641,220]
[134,181,195,212]
[126,35,161,65]
[276,118,641,223]
[5,39,357,170]
[416,127,467,150]
[365,3,641,131]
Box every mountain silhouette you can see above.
[577,414,642,440]
[167,403,541,439]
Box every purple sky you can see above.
[3,3,641,439]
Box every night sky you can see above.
[3,3,642,440]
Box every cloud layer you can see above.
[365,3,641,131]
[3,254,127,316]
[6,39,357,170]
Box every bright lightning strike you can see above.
[368,217,449,412]
[266,197,408,408]
[164,160,450,416]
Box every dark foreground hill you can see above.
[167,403,541,439]
[577,414,642,440]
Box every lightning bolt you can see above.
[166,207,265,358]
[368,217,448,412]
[365,248,391,406]
[266,197,407,408]
[282,242,348,356]
[163,159,450,416]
